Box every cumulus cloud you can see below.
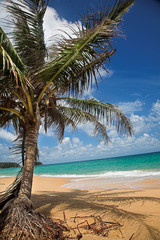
[43,6,80,46]
[118,100,144,114]
[39,137,94,163]
[39,132,160,164]
[129,114,146,134]
[97,133,160,157]
[0,143,14,162]
[98,68,114,78]
[39,125,56,137]
[151,100,160,116]
[149,100,160,128]
[0,129,15,141]
[0,1,11,33]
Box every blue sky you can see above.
[0,0,160,164]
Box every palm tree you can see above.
[0,0,134,238]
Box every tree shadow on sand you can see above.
[31,189,160,240]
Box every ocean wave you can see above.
[0,175,15,178]
[35,170,160,180]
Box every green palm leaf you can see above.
[43,106,77,141]
[6,0,48,73]
[0,27,24,71]
[0,106,25,122]
[40,96,133,142]
[57,105,110,143]
[0,27,28,89]
[37,0,135,101]
[66,98,133,135]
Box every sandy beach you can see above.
[0,176,160,239]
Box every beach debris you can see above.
[129,233,135,240]
[76,233,83,239]
[61,211,124,239]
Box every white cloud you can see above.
[151,100,160,116]
[0,1,9,29]
[0,129,15,141]
[118,99,160,135]
[43,6,79,46]
[141,100,160,132]
[129,114,146,134]
[0,143,14,162]
[39,137,93,164]
[39,125,56,137]
[83,87,95,98]
[77,123,94,137]
[0,0,28,34]
[149,100,160,127]
[118,100,144,114]
[98,68,114,78]
[39,132,160,164]
[97,133,160,156]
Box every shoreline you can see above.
[0,176,160,239]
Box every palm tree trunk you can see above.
[18,122,39,199]
[18,105,41,200]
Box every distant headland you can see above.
[0,161,43,168]
[0,162,20,169]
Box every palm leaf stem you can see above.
[0,107,25,122]
[42,49,116,103]
[0,27,24,71]
[37,16,115,103]
[59,106,110,143]
[11,91,28,110]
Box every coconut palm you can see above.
[0,0,134,238]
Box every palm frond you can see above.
[37,0,134,101]
[43,106,77,142]
[0,100,22,130]
[0,112,15,129]
[13,130,26,165]
[108,0,135,21]
[66,98,133,136]
[41,96,133,142]
[0,27,29,89]
[5,0,48,73]
[0,27,24,72]
[0,106,25,122]
[57,105,110,143]
[0,26,35,118]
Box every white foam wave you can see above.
[0,175,14,178]
[36,170,160,180]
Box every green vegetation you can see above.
[0,162,20,168]
[34,161,43,166]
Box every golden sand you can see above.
[0,176,160,239]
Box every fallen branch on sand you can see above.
[59,211,124,239]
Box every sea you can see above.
[0,152,160,190]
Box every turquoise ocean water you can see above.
[0,152,160,189]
